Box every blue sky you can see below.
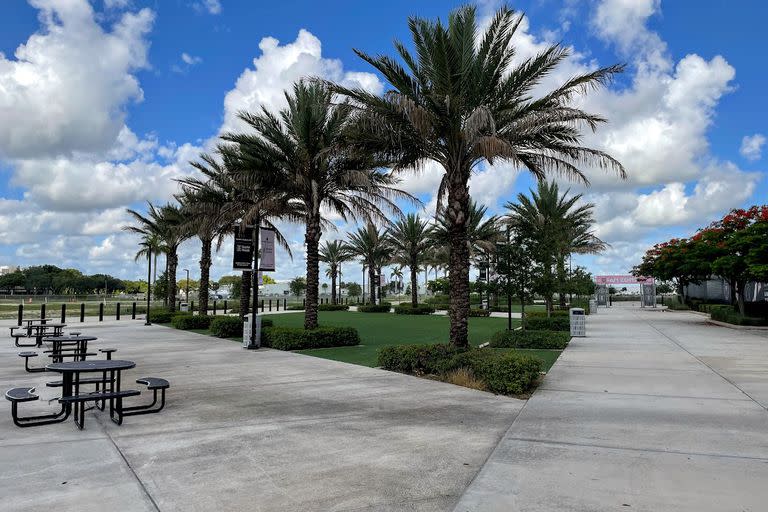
[0,0,765,285]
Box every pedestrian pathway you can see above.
[454,304,768,512]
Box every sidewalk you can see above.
[454,305,768,511]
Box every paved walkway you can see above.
[0,322,524,512]
[454,305,768,511]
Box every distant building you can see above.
[0,265,19,275]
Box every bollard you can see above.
[261,300,264,313]
[283,298,286,310]
[191,301,195,312]
[132,302,136,320]
[224,300,228,312]
[41,303,46,320]
[276,299,280,311]
[213,300,217,315]
[17,304,22,326]
[269,299,272,312]
[99,303,104,322]
[303,299,305,308]
[116,303,121,321]
[61,304,66,323]
[80,303,85,322]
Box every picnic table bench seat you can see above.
[11,333,36,347]
[18,352,44,373]
[137,377,169,390]
[46,377,114,388]
[46,352,97,359]
[6,387,38,403]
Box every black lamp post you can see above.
[183,268,190,305]
[145,247,152,325]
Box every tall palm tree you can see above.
[178,148,297,319]
[505,180,604,312]
[319,240,352,305]
[223,80,413,329]
[129,232,162,306]
[332,5,625,346]
[346,223,392,304]
[387,214,432,307]
[125,202,190,312]
[432,200,501,263]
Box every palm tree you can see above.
[332,5,625,346]
[125,202,190,312]
[346,223,392,304]
[505,180,604,313]
[178,148,297,319]
[387,214,432,307]
[129,232,161,307]
[319,240,352,305]
[223,80,413,329]
[432,200,501,264]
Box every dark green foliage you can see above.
[318,304,349,311]
[148,309,175,323]
[569,298,591,315]
[469,308,491,317]
[710,305,768,326]
[209,316,274,338]
[524,316,570,331]
[525,310,569,318]
[378,344,542,395]
[286,304,305,311]
[394,304,435,315]
[171,314,218,330]
[490,330,571,349]
[263,326,360,350]
[358,304,391,313]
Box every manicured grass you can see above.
[267,311,525,367]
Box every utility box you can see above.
[589,299,597,314]
[243,314,262,349]
[179,302,189,312]
[570,308,586,337]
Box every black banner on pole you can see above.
[232,224,254,271]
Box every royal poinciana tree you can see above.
[223,81,412,330]
[387,213,433,307]
[332,5,625,346]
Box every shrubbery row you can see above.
[209,316,274,338]
[523,316,570,331]
[263,326,360,350]
[378,344,541,395]
[394,304,435,315]
[490,329,571,350]
[358,304,392,313]
[318,303,349,311]
[709,305,768,326]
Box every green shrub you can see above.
[226,303,240,314]
[469,308,491,317]
[710,305,768,326]
[666,300,690,311]
[570,298,591,315]
[358,304,391,313]
[523,316,570,331]
[209,316,273,338]
[171,314,218,330]
[378,344,541,395]
[424,295,449,305]
[263,326,360,350]
[394,303,435,315]
[286,304,304,311]
[148,309,175,323]
[318,303,349,311]
[525,310,569,318]
[490,329,571,349]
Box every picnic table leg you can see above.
[73,372,85,429]
[110,370,124,425]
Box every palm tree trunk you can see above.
[368,264,376,304]
[447,172,471,348]
[240,271,251,320]
[199,236,212,315]
[331,266,337,305]
[304,215,321,330]
[410,263,418,307]
[167,249,178,312]
[557,256,567,308]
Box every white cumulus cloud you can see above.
[740,134,765,161]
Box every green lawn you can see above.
[262,311,560,370]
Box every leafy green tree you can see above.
[223,80,412,330]
[492,229,541,330]
[332,4,624,346]
[346,282,362,298]
[387,214,432,307]
[289,276,307,298]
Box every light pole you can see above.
[183,269,189,305]
[145,247,152,325]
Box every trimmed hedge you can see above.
[523,316,570,331]
[377,344,541,395]
[394,303,435,315]
[358,304,391,313]
[263,326,360,350]
[286,304,305,311]
[525,310,569,318]
[171,314,217,330]
[469,308,491,317]
[318,303,349,311]
[710,305,768,326]
[490,329,571,349]
[148,309,175,323]
[209,316,273,338]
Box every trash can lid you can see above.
[569,308,585,314]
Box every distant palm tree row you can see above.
[124,5,624,347]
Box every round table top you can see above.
[46,359,135,373]
[42,335,97,343]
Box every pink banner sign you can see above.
[596,275,655,285]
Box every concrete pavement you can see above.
[453,305,768,512]
[0,322,525,512]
